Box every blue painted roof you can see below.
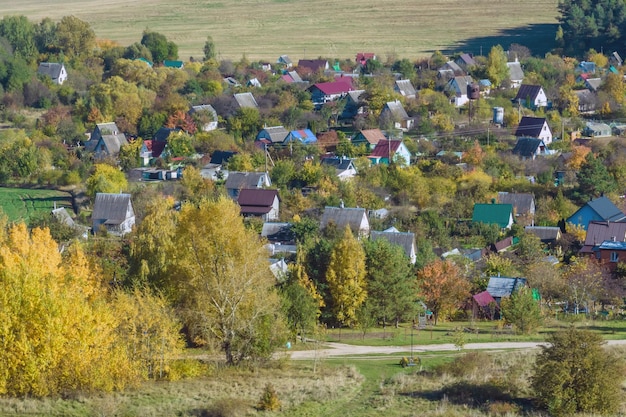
[587,196,626,222]
[286,129,317,144]
[599,240,626,250]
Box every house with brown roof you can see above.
[298,59,329,74]
[238,189,280,221]
[316,130,339,152]
[579,220,626,254]
[92,193,135,236]
[352,129,387,151]
[368,139,411,167]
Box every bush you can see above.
[165,359,211,381]
[532,328,625,417]
[257,383,281,411]
[204,398,249,417]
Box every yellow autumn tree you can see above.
[326,226,367,327]
[172,197,287,365]
[0,224,139,396]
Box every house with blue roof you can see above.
[284,129,317,144]
[486,276,527,305]
[598,239,626,270]
[566,196,626,230]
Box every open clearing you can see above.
[0,0,559,60]
[0,187,73,222]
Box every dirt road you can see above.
[288,339,626,360]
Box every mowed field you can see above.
[0,187,73,222]
[0,0,559,61]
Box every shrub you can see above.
[435,352,488,377]
[165,359,211,381]
[204,398,249,417]
[257,383,281,411]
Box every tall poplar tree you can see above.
[325,226,367,327]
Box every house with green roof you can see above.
[472,203,514,230]
[163,60,184,69]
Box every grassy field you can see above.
[0,187,73,222]
[0,0,560,61]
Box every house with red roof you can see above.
[367,139,411,167]
[356,52,376,66]
[308,78,354,109]
[237,189,280,221]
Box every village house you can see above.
[580,220,626,255]
[515,116,553,144]
[321,156,357,180]
[583,121,612,138]
[472,202,514,230]
[514,84,548,109]
[512,138,551,160]
[320,206,370,237]
[284,129,317,144]
[352,129,387,151]
[368,139,411,167]
[308,78,353,109]
[225,171,271,199]
[189,104,218,132]
[370,227,417,264]
[92,193,135,236]
[445,75,474,107]
[497,192,535,224]
[298,59,329,74]
[394,79,417,99]
[84,122,128,159]
[237,189,280,221]
[506,60,524,88]
[234,92,259,109]
[567,196,626,230]
[256,126,289,146]
[37,62,67,85]
[379,100,413,131]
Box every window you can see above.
[611,251,619,262]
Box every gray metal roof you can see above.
[487,276,527,298]
[320,206,368,233]
[370,230,416,259]
[92,193,133,224]
[587,196,626,222]
[395,79,416,97]
[383,100,409,120]
[234,92,258,109]
[37,62,64,79]
[506,61,524,81]
[225,171,270,190]
[498,192,535,215]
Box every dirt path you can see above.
[288,339,626,360]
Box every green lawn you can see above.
[0,187,73,222]
[0,0,559,60]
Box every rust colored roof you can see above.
[237,189,278,207]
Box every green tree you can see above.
[486,45,509,87]
[0,15,37,62]
[532,328,624,416]
[173,197,287,365]
[56,16,96,59]
[203,35,216,61]
[576,152,617,200]
[326,226,367,326]
[500,287,542,334]
[364,238,416,329]
[280,273,319,343]
[86,163,128,198]
[141,30,177,63]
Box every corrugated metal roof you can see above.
[487,276,527,298]
[515,117,547,138]
[498,192,535,215]
[93,193,133,223]
[370,230,415,259]
[320,206,368,233]
[514,84,543,102]
[472,203,513,228]
[225,172,270,190]
[473,290,496,307]
[234,92,258,108]
[238,189,278,207]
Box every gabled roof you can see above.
[190,104,218,119]
[280,70,303,84]
[473,290,496,307]
[585,77,602,91]
[506,61,524,81]
[320,206,368,233]
[93,193,132,225]
[37,62,64,79]
[612,51,623,66]
[356,52,376,63]
[163,60,184,68]
[442,60,463,73]
[355,129,386,145]
[581,220,626,253]
[395,79,416,97]
[154,127,181,142]
[370,230,416,260]
[472,203,513,229]
[369,140,403,159]
[310,78,353,95]
[238,189,278,214]
[498,192,534,215]
[346,89,366,102]
[487,276,527,298]
[234,92,258,108]
[316,130,339,149]
[286,129,317,144]
[277,55,292,65]
[298,59,328,72]
[525,226,562,242]
[89,122,128,154]
[382,100,409,119]
[261,222,295,243]
[258,126,289,143]
[321,156,355,171]
[447,75,474,95]
[143,140,167,158]
[52,207,75,228]
[514,84,543,102]
[225,171,270,190]
[512,138,545,158]
[457,53,476,66]
[586,196,626,222]
[515,116,548,138]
